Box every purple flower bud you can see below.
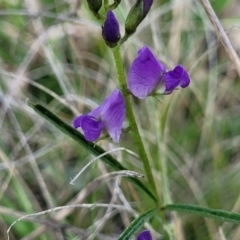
[128,46,190,98]
[102,10,120,47]
[128,46,166,99]
[143,0,153,17]
[73,89,125,143]
[136,230,152,240]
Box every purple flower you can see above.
[128,46,166,99]
[73,89,125,143]
[136,230,152,240]
[102,10,120,47]
[128,46,190,98]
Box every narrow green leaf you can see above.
[165,203,240,224]
[28,101,157,202]
[118,207,158,240]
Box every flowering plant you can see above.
[71,2,190,238]
[22,0,240,240]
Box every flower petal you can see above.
[178,65,190,88]
[163,65,190,93]
[136,230,152,240]
[100,89,125,143]
[73,115,85,129]
[128,46,166,99]
[88,105,102,119]
[80,115,103,142]
[163,65,182,92]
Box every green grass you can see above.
[0,0,240,239]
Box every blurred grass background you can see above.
[0,0,240,239]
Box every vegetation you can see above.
[0,0,240,239]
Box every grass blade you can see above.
[117,207,158,240]
[165,203,240,224]
[27,100,157,202]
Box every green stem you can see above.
[119,32,133,45]
[161,135,171,205]
[109,0,121,9]
[112,45,159,202]
[160,102,175,239]
[103,0,109,12]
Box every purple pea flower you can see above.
[128,46,166,99]
[73,89,125,143]
[128,46,190,99]
[102,10,120,47]
[137,230,152,240]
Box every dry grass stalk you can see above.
[199,0,240,77]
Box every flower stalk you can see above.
[103,0,109,12]
[112,44,159,201]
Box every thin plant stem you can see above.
[104,0,109,12]
[109,0,121,10]
[199,0,240,77]
[112,44,159,202]
[119,33,131,45]
[161,133,175,240]
[155,99,175,240]
[160,103,172,205]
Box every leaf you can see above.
[28,101,157,202]
[165,203,240,224]
[118,207,158,240]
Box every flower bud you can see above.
[125,0,153,36]
[102,10,120,48]
[86,0,102,15]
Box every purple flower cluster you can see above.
[73,46,190,143]
[128,46,190,99]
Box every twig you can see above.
[70,147,140,185]
[199,0,240,77]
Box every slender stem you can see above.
[161,131,175,239]
[161,140,171,204]
[199,0,240,77]
[119,32,133,46]
[160,102,172,205]
[112,45,159,201]
[103,0,109,12]
[109,0,121,9]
